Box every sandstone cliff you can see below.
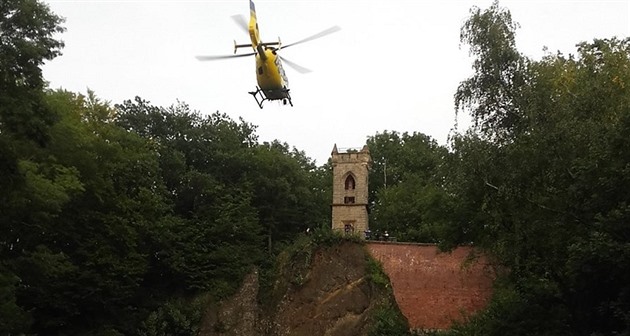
[199,241,407,336]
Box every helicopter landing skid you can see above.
[248,86,293,109]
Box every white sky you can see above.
[42,0,629,165]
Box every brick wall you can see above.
[367,242,494,330]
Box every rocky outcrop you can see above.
[199,270,260,336]
[200,241,403,336]
[266,242,381,336]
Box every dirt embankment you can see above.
[199,241,405,336]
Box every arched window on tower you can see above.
[344,175,355,190]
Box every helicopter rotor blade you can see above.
[231,14,249,34]
[281,26,341,49]
[279,55,312,74]
[196,52,255,61]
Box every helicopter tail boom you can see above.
[248,0,261,48]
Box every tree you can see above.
[8,90,171,335]
[0,0,65,142]
[0,0,67,235]
[366,131,449,242]
[0,2,65,332]
[455,0,527,141]
[444,2,630,334]
[115,97,264,296]
[250,141,327,252]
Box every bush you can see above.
[138,295,209,336]
[369,303,411,336]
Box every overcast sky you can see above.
[42,0,629,165]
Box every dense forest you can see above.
[2,0,629,335]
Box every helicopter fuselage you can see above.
[255,48,290,101]
[246,0,291,107]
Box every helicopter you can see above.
[196,0,340,109]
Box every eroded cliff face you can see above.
[199,270,261,335]
[199,242,405,336]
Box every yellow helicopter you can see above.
[196,0,340,109]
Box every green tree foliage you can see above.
[2,90,169,334]
[367,131,449,242]
[368,304,411,336]
[138,296,209,336]
[115,97,264,294]
[0,0,65,143]
[0,2,66,333]
[455,0,526,140]
[115,96,332,289]
[442,2,630,335]
[0,265,31,334]
[250,141,330,252]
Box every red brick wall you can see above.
[367,242,494,330]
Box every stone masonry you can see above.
[331,144,371,236]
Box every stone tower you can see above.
[331,144,371,236]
